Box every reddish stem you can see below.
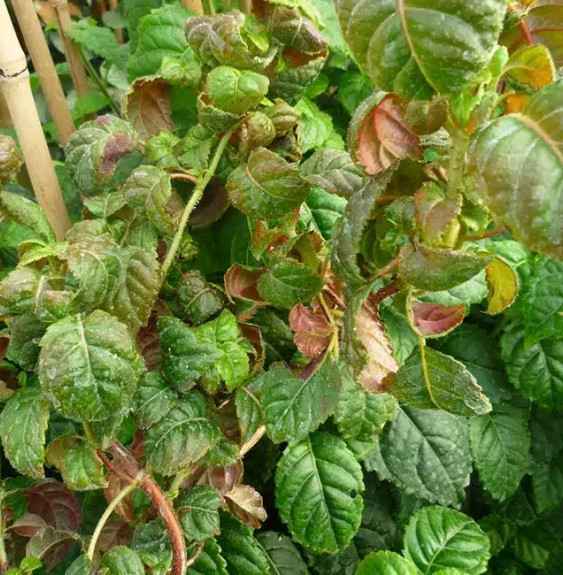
[519,18,535,45]
[170,173,198,184]
[370,279,400,308]
[464,225,507,241]
[100,443,188,575]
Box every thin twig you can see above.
[464,226,507,241]
[171,173,198,184]
[186,542,205,570]
[239,425,266,458]
[370,279,400,308]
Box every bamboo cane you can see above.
[239,0,252,14]
[181,0,203,14]
[0,0,71,240]
[48,0,90,97]
[0,93,12,129]
[9,0,75,146]
[108,0,124,44]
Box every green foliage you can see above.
[1,1,562,572]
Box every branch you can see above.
[464,225,507,241]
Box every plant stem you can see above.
[161,127,235,280]
[464,225,507,242]
[0,492,8,573]
[87,479,141,561]
[446,121,468,199]
[81,56,121,116]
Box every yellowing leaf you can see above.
[486,258,519,315]
[224,485,267,529]
[505,45,555,90]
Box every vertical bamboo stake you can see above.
[0,93,11,129]
[0,0,71,240]
[108,0,124,44]
[239,0,252,14]
[48,0,90,97]
[9,0,74,146]
[181,0,203,14]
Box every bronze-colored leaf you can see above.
[239,323,265,373]
[289,303,332,359]
[224,485,267,529]
[356,300,399,392]
[412,303,465,337]
[27,480,81,533]
[125,77,173,140]
[349,92,421,176]
[11,513,49,538]
[97,520,133,552]
[104,471,135,522]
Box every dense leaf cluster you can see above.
[0,0,562,574]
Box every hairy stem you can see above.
[81,55,120,116]
[102,442,188,575]
[87,478,141,561]
[161,127,235,280]
[446,122,468,199]
[464,225,507,242]
[0,493,8,573]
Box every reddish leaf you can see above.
[11,514,48,538]
[224,485,267,529]
[239,323,265,373]
[190,183,229,229]
[412,303,465,337]
[27,480,81,533]
[26,526,76,571]
[97,520,133,553]
[349,93,421,176]
[289,303,332,359]
[356,301,399,392]
[204,462,243,494]
[125,77,173,140]
[137,314,164,372]
[224,266,266,302]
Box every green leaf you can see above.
[61,443,107,491]
[300,150,364,199]
[255,531,310,575]
[501,321,563,410]
[128,4,192,80]
[388,346,492,417]
[275,431,364,553]
[0,191,55,243]
[257,258,323,309]
[177,485,221,542]
[468,80,563,258]
[38,310,143,422]
[532,450,563,514]
[262,360,341,443]
[300,188,347,241]
[269,55,326,104]
[512,523,557,569]
[0,267,42,316]
[65,116,136,197]
[529,405,563,468]
[64,555,93,575]
[159,316,222,390]
[197,97,242,135]
[0,135,23,186]
[403,506,491,575]
[331,172,395,287]
[235,374,265,446]
[435,325,513,405]
[6,314,47,370]
[206,67,269,115]
[295,98,335,154]
[368,407,471,507]
[177,271,224,325]
[418,271,488,307]
[160,53,202,88]
[0,387,50,479]
[144,389,221,475]
[356,551,417,575]
[336,0,506,99]
[67,19,125,70]
[134,372,177,430]
[216,512,270,575]
[100,546,145,575]
[123,165,177,235]
[337,71,374,116]
[131,520,172,573]
[227,148,310,220]
[180,125,215,171]
[380,306,418,367]
[469,405,531,501]
[334,366,396,442]
[146,131,180,169]
[522,258,563,345]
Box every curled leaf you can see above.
[224,484,267,529]
[486,258,519,315]
[348,92,421,176]
[411,302,465,338]
[125,77,173,140]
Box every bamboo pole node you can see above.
[47,0,90,98]
[0,0,71,240]
[8,0,75,146]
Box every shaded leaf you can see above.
[0,387,50,479]
[411,303,465,338]
[100,546,145,575]
[125,77,173,140]
[27,480,81,532]
[177,485,221,542]
[177,271,225,325]
[532,450,563,514]
[0,190,55,243]
[134,372,177,429]
[289,303,332,359]
[255,531,309,575]
[356,551,417,575]
[470,405,531,501]
[224,485,267,529]
[505,45,555,90]
[61,443,107,491]
[301,188,347,241]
